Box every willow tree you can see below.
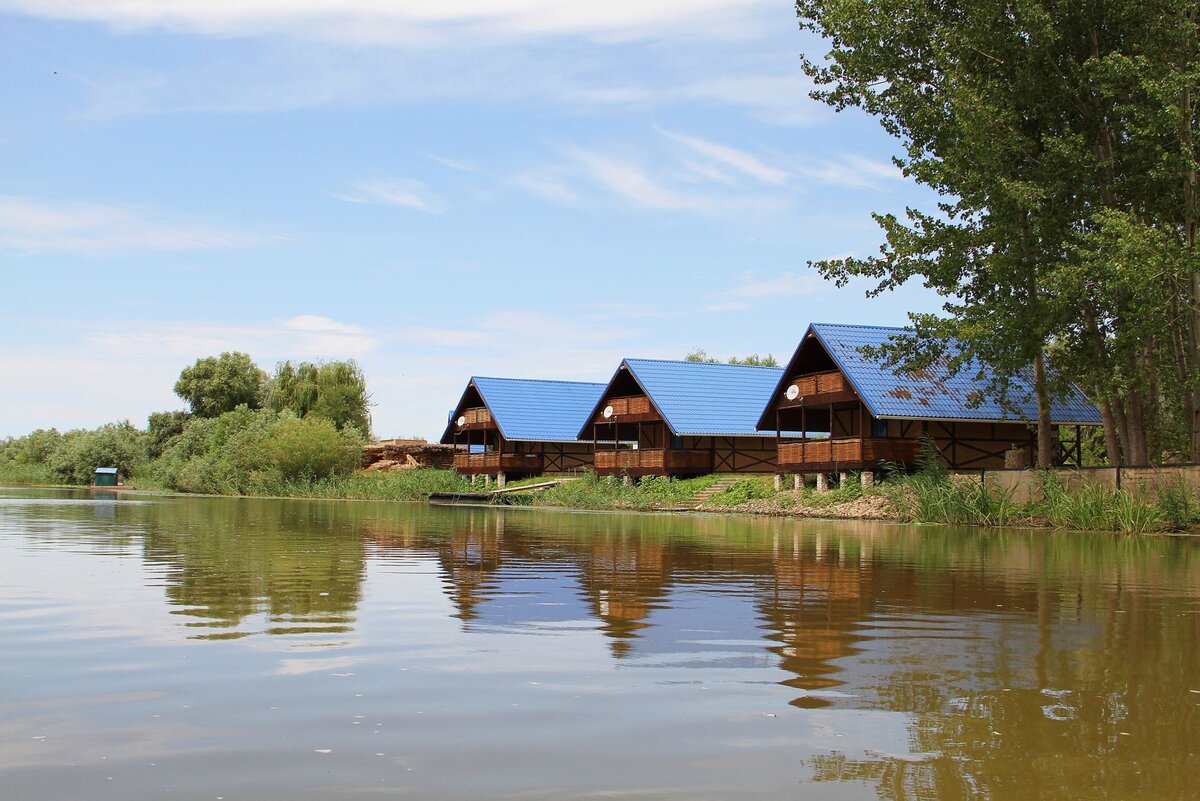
[266,360,372,436]
[797,0,1200,465]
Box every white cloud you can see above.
[334,179,445,213]
[568,148,717,213]
[425,154,483,173]
[659,128,789,185]
[0,196,268,256]
[508,171,579,204]
[1,0,773,44]
[797,155,905,189]
[705,270,827,311]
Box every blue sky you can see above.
[0,1,942,439]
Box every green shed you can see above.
[94,467,121,487]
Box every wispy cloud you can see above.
[334,179,445,213]
[425,154,483,173]
[796,155,905,189]
[507,171,580,204]
[4,0,774,45]
[568,148,716,212]
[704,270,827,311]
[659,128,789,185]
[0,195,269,256]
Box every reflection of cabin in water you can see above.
[758,324,1103,479]
[581,359,790,477]
[440,376,606,482]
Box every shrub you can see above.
[47,421,150,484]
[269,415,364,482]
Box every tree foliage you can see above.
[684,349,779,367]
[266,360,372,436]
[174,352,268,418]
[47,422,150,484]
[796,0,1200,465]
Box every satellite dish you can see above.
[785,385,800,401]
[457,416,466,427]
[602,405,614,419]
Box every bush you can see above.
[47,421,150,484]
[269,415,364,482]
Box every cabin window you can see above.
[871,419,888,438]
[669,434,683,450]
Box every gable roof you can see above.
[757,323,1102,427]
[440,376,607,444]
[581,358,787,439]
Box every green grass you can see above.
[523,471,719,510]
[252,469,471,501]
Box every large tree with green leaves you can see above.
[266,360,372,436]
[174,352,268,418]
[796,0,1200,465]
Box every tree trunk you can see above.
[1033,351,1055,468]
[1097,397,1122,466]
[1126,388,1149,465]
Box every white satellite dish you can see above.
[602,405,614,419]
[457,416,466,427]
[785,385,800,401]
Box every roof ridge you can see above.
[472,376,607,386]
[812,322,910,332]
[623,357,782,370]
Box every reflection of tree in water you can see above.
[797,530,1200,801]
[139,497,366,639]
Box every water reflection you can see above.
[2,488,1199,800]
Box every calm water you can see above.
[1,488,1198,800]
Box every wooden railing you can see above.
[456,406,493,428]
[595,448,712,474]
[453,452,543,473]
[599,395,655,418]
[781,371,850,404]
[778,437,919,468]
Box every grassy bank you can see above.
[506,473,719,511]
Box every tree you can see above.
[48,421,150,484]
[684,349,779,367]
[266,360,372,436]
[795,0,1200,465]
[174,352,267,418]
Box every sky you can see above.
[0,0,943,440]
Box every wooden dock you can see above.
[428,478,573,505]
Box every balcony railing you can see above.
[778,437,919,469]
[780,371,850,405]
[595,448,712,475]
[595,395,657,420]
[453,452,543,474]
[455,407,493,429]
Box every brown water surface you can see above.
[1,487,1198,799]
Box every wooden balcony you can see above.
[779,371,853,407]
[454,406,493,430]
[594,395,659,423]
[778,437,920,471]
[595,448,713,476]
[454,452,543,475]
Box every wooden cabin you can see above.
[440,376,605,483]
[581,359,789,477]
[757,324,1103,480]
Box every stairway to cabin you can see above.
[685,476,742,509]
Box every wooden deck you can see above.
[453,452,544,475]
[595,448,712,476]
[778,437,920,471]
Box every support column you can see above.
[793,474,803,491]
[839,471,851,487]
[861,471,875,488]
[622,475,632,486]
[497,472,506,489]
[816,473,830,493]
[774,473,783,491]
[484,474,492,487]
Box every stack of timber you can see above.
[363,439,456,471]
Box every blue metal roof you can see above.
[583,359,788,438]
[760,323,1102,425]
[443,376,608,443]
[95,467,120,474]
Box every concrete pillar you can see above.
[622,475,632,486]
[793,474,803,491]
[774,473,783,491]
[861,471,875,488]
[497,472,506,489]
[816,473,830,493]
[484,474,492,487]
[839,471,851,487]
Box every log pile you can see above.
[363,439,456,471]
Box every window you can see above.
[871,419,888,438]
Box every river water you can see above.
[1,486,1197,800]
